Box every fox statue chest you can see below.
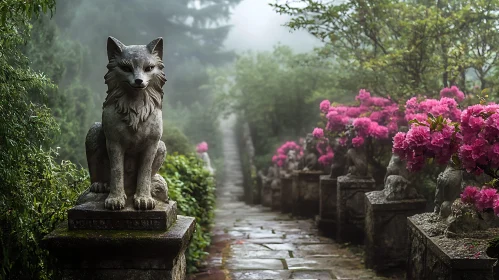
[102,105,162,154]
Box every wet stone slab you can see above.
[230,270,291,279]
[224,259,284,270]
[290,270,333,279]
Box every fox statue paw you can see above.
[134,195,156,210]
[105,194,127,210]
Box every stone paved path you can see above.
[189,117,402,280]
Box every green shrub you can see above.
[159,154,216,273]
[162,125,195,155]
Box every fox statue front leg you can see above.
[134,143,158,210]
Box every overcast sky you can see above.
[223,0,321,53]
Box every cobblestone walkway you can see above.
[189,117,400,280]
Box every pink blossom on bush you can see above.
[312,128,324,138]
[460,186,480,204]
[475,188,498,211]
[196,142,208,153]
[271,141,304,167]
[440,86,465,103]
[320,100,330,113]
[352,136,365,147]
[318,146,335,166]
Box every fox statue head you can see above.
[103,36,167,131]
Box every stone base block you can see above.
[336,175,375,244]
[365,191,426,271]
[271,185,281,211]
[261,183,272,207]
[319,176,337,232]
[43,215,196,280]
[292,171,323,218]
[68,200,177,231]
[280,177,293,213]
[315,215,335,237]
[407,214,497,280]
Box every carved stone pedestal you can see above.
[291,171,323,218]
[336,175,375,244]
[261,181,272,207]
[316,176,337,236]
[271,180,281,211]
[280,177,293,213]
[365,191,426,271]
[407,214,497,280]
[43,201,195,280]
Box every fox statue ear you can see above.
[107,36,125,61]
[146,37,163,60]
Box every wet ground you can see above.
[189,117,404,280]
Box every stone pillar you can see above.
[261,180,272,207]
[43,200,195,280]
[271,179,281,211]
[316,175,337,236]
[364,191,426,271]
[291,171,324,218]
[336,175,375,244]
[280,176,293,213]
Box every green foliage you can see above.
[212,45,340,170]
[162,125,195,155]
[159,154,216,273]
[25,14,95,165]
[272,0,499,99]
[0,1,89,278]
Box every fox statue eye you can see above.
[120,65,133,73]
[144,66,154,72]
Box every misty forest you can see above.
[5,0,499,279]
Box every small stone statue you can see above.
[329,138,347,178]
[298,133,320,171]
[284,149,299,175]
[81,37,168,211]
[199,152,215,175]
[344,146,368,177]
[382,154,421,201]
[434,163,463,218]
[384,154,410,185]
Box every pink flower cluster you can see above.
[392,119,460,171]
[320,89,403,147]
[315,138,334,166]
[460,186,499,215]
[272,141,303,167]
[458,104,499,175]
[440,86,465,103]
[312,128,324,138]
[405,96,461,123]
[196,142,208,153]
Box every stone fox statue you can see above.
[85,37,168,211]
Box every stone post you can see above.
[364,191,426,271]
[291,171,324,218]
[316,175,337,236]
[280,176,293,213]
[336,175,375,243]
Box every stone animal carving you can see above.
[199,152,215,175]
[384,154,410,185]
[285,149,299,174]
[329,138,346,178]
[384,175,421,201]
[84,37,168,211]
[299,133,320,171]
[344,146,368,177]
[434,163,463,218]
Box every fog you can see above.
[224,1,320,53]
